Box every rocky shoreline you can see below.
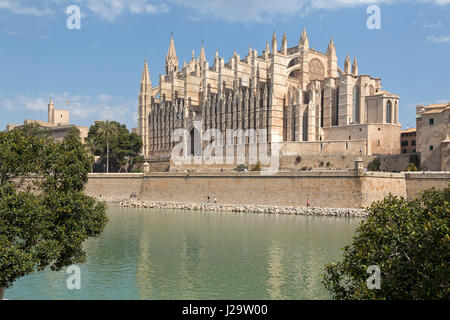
[114,199,368,217]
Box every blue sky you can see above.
[0,0,449,131]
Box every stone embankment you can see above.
[117,199,368,217]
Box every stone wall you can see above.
[404,172,450,200]
[137,172,408,209]
[84,171,448,209]
[84,173,143,199]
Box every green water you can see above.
[5,205,361,300]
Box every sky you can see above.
[0,0,449,131]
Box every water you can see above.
[5,206,361,300]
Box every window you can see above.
[401,141,408,147]
[430,145,434,151]
[386,101,392,123]
[352,85,360,123]
[412,140,416,146]
[403,149,407,154]
[429,118,434,125]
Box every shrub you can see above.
[323,187,450,300]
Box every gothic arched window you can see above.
[386,100,392,124]
[352,85,360,124]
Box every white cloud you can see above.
[0,0,448,21]
[168,0,449,22]
[426,34,450,43]
[422,21,443,27]
[85,0,169,20]
[0,0,53,16]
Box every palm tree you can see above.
[97,121,119,173]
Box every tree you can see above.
[88,121,142,173]
[323,187,449,300]
[96,121,119,173]
[63,126,81,142]
[84,136,97,173]
[0,130,108,300]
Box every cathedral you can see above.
[138,29,401,162]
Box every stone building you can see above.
[416,102,450,171]
[138,29,401,163]
[6,98,88,143]
[401,128,417,154]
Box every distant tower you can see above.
[48,97,54,124]
[138,58,152,156]
[165,33,179,75]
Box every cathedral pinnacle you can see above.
[199,41,206,64]
[165,34,179,74]
[352,57,359,76]
[344,54,351,74]
[271,31,277,53]
[299,27,309,50]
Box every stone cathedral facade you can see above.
[138,29,401,161]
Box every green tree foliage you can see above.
[63,126,81,142]
[0,130,108,299]
[88,121,143,173]
[323,187,449,300]
[16,123,53,144]
[367,157,381,171]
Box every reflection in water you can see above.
[267,240,284,300]
[6,206,361,300]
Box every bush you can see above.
[319,161,324,167]
[251,161,262,171]
[301,166,308,171]
[326,162,331,168]
[367,157,381,171]
[323,187,450,300]
[407,162,418,172]
[234,164,247,172]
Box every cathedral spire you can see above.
[352,57,359,76]
[271,31,277,53]
[299,27,309,50]
[199,41,206,64]
[141,58,151,86]
[165,33,179,74]
[344,54,351,74]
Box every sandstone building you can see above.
[401,128,417,154]
[6,98,88,142]
[137,29,401,163]
[416,102,450,171]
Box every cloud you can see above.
[0,0,448,21]
[1,93,137,126]
[0,0,54,16]
[426,34,450,43]
[169,0,449,22]
[422,21,443,27]
[85,0,169,20]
